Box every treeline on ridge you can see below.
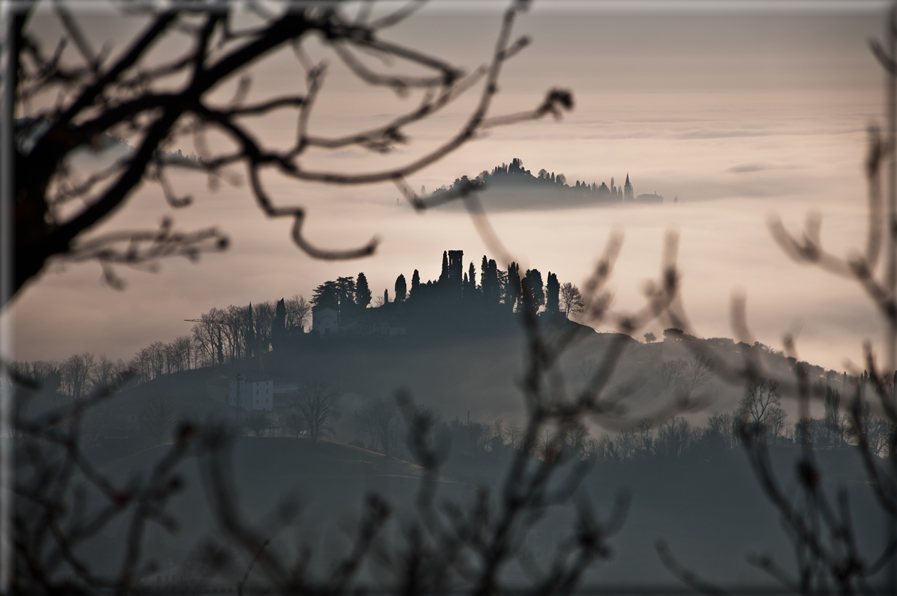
[428,157,643,203]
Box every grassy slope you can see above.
[81,435,466,576]
[76,428,888,588]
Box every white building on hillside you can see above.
[229,374,274,411]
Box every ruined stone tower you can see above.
[448,250,464,284]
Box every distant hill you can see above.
[427,157,665,211]
[116,317,836,440]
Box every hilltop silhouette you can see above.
[427,158,664,211]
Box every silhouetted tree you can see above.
[545,272,560,314]
[663,328,685,340]
[644,332,657,343]
[337,276,357,316]
[166,336,193,372]
[273,298,286,349]
[356,273,372,310]
[192,307,226,365]
[213,307,241,363]
[61,352,96,400]
[411,269,421,297]
[395,274,407,302]
[705,412,736,450]
[92,354,126,391]
[285,295,311,332]
[313,277,357,319]
[312,281,340,312]
[737,379,786,440]
[559,282,584,317]
[847,401,892,457]
[292,383,341,446]
[522,269,545,312]
[481,257,501,306]
[656,417,693,458]
[252,301,276,354]
[440,251,449,283]
[506,262,521,312]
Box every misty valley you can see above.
[10,2,894,591]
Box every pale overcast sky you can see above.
[8,1,889,373]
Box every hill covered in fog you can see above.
[426,157,666,211]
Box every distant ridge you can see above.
[427,157,664,211]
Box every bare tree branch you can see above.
[11,1,571,305]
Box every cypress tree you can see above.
[484,259,500,305]
[440,251,449,282]
[546,272,560,314]
[395,274,407,302]
[411,269,420,296]
[522,269,545,312]
[356,272,372,309]
[273,298,286,349]
[506,263,521,312]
